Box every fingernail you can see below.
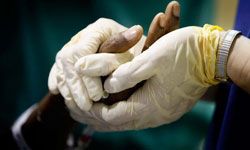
[104,84,113,93]
[173,3,180,17]
[104,78,117,93]
[109,78,123,93]
[102,90,109,99]
[123,25,143,41]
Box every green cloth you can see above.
[1,0,215,149]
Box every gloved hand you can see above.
[48,18,145,113]
[75,24,224,131]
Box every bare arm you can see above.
[227,35,250,93]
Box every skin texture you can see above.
[143,1,180,51]
[227,34,250,93]
[98,25,143,53]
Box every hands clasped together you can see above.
[48,4,225,131]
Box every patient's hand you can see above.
[96,1,180,105]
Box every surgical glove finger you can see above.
[75,52,133,76]
[88,88,150,127]
[62,60,92,111]
[104,49,158,93]
[56,73,86,117]
[82,76,103,101]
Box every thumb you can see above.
[74,52,133,76]
[104,49,158,93]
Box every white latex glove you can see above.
[48,18,144,112]
[74,24,224,131]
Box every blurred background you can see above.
[0,0,238,149]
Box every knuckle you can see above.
[96,17,110,23]
[55,50,64,61]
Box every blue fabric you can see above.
[205,0,250,149]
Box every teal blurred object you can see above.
[1,0,215,149]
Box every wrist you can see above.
[21,93,76,149]
[227,35,250,93]
[215,30,241,82]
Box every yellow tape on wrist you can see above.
[196,24,224,85]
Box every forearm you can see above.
[227,35,250,93]
[21,93,76,149]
